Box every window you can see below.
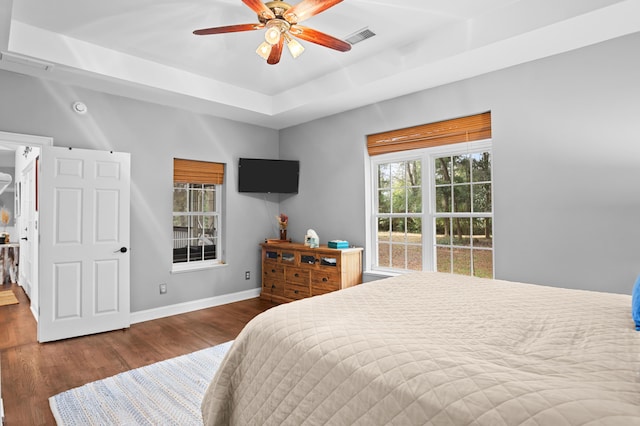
[433,151,493,277]
[173,159,224,270]
[368,113,493,278]
[376,159,423,270]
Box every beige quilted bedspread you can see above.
[202,272,640,425]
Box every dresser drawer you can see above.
[311,270,339,288]
[263,279,285,297]
[311,277,339,296]
[286,267,309,284]
[284,282,310,300]
[299,252,319,266]
[318,255,340,268]
[311,285,338,296]
[263,265,284,281]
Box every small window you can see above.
[173,159,224,269]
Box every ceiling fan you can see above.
[193,0,351,65]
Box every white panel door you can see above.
[19,159,38,315]
[38,146,131,342]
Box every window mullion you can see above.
[423,152,433,272]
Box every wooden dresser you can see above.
[260,242,363,303]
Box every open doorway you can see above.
[0,131,53,320]
[0,148,20,290]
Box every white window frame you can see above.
[172,182,224,273]
[366,139,493,276]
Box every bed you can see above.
[202,272,640,425]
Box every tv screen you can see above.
[238,158,299,194]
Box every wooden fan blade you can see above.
[193,23,263,35]
[267,37,285,65]
[290,25,351,52]
[242,0,275,20]
[284,0,343,23]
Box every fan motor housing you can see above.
[261,1,294,23]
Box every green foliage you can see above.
[378,159,422,215]
[376,151,492,277]
[453,155,470,183]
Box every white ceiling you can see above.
[1,0,639,129]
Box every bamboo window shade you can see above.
[367,111,492,156]
[173,158,224,184]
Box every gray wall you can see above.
[0,69,279,312]
[280,32,640,295]
[1,31,638,310]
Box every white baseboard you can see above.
[130,287,262,325]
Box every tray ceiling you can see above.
[1,0,638,129]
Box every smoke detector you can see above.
[72,101,88,114]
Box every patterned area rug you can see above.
[0,289,18,306]
[49,340,233,425]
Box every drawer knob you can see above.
[272,269,276,273]
[322,277,328,282]
[294,290,299,294]
[294,273,299,277]
[271,284,276,289]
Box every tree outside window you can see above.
[372,145,492,278]
[434,151,492,278]
[376,159,423,271]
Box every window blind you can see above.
[367,111,492,156]
[173,158,224,184]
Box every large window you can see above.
[368,112,493,278]
[372,145,492,277]
[173,159,224,270]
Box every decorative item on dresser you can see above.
[260,242,363,303]
[276,213,288,241]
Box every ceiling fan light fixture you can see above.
[264,25,281,45]
[193,0,350,64]
[256,41,273,59]
[284,33,304,58]
[264,19,289,45]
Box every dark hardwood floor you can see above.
[0,282,276,425]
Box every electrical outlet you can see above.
[245,271,250,280]
[159,283,167,294]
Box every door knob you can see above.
[114,247,128,253]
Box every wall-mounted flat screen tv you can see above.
[238,158,299,194]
